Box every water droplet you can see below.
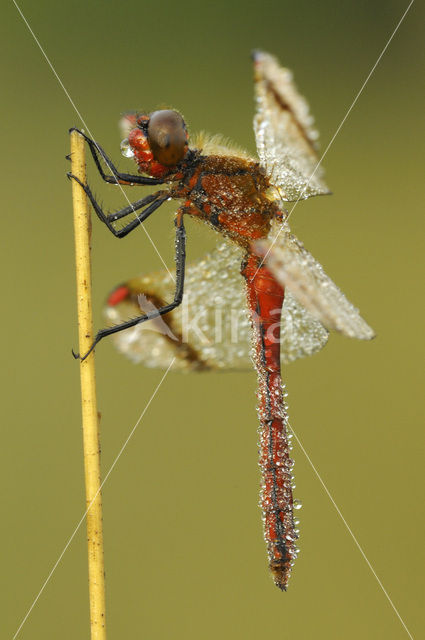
[120,138,134,158]
[293,500,302,510]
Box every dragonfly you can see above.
[68,50,374,590]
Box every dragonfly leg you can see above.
[73,209,186,361]
[68,173,168,238]
[69,128,165,186]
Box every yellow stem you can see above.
[70,130,106,639]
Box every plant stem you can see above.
[70,130,107,639]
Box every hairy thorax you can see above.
[172,154,280,248]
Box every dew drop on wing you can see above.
[293,499,303,510]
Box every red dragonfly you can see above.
[69,50,374,590]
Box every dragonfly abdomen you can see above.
[242,253,298,590]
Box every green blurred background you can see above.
[2,1,423,638]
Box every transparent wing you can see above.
[253,50,330,202]
[254,220,375,340]
[104,238,329,372]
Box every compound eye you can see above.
[147,110,188,166]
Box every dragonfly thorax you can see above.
[172,154,278,247]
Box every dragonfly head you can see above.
[120,109,189,179]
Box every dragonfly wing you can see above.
[254,220,375,340]
[253,50,330,202]
[104,241,250,372]
[104,237,328,371]
[281,290,329,361]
